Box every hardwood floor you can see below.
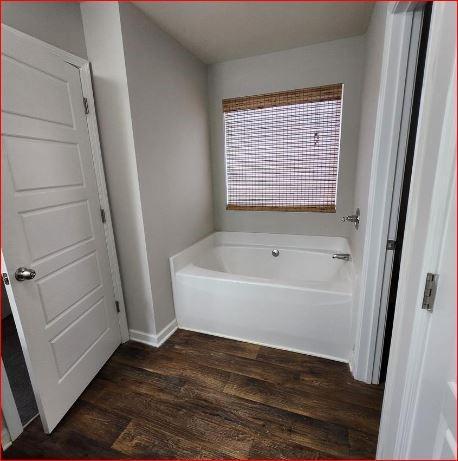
[4,330,384,459]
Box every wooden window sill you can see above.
[226,205,336,213]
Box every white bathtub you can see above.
[170,232,353,362]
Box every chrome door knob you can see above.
[15,267,36,281]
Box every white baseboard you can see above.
[130,319,349,364]
[129,319,178,347]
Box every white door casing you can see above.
[402,62,456,459]
[370,8,423,383]
[377,2,456,458]
[351,5,418,383]
[2,27,124,433]
[408,175,456,458]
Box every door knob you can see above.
[15,267,36,281]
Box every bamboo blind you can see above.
[223,84,343,212]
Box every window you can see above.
[223,84,343,212]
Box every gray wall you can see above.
[2,1,87,58]
[208,36,365,238]
[119,3,214,332]
[81,3,157,336]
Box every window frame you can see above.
[223,84,343,213]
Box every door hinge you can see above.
[83,97,89,115]
[115,300,120,313]
[387,240,396,251]
[421,272,438,312]
[2,273,10,285]
[100,208,106,223]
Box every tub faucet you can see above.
[332,253,351,261]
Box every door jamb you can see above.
[1,25,129,342]
[350,3,426,383]
[371,7,424,384]
[2,360,23,445]
[79,64,129,342]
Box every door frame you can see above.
[351,1,429,383]
[2,359,23,446]
[372,4,429,384]
[376,1,456,457]
[1,25,130,442]
[1,24,129,342]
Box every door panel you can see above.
[2,28,121,433]
[4,137,84,191]
[21,201,93,261]
[51,298,108,377]
[3,55,74,127]
[37,252,101,322]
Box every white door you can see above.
[2,28,122,433]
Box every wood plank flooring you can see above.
[4,329,384,459]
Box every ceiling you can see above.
[132,2,374,64]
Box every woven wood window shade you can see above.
[223,83,343,212]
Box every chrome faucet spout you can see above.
[332,253,351,261]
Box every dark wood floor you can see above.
[4,329,384,459]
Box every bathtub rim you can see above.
[170,231,354,285]
[171,231,352,269]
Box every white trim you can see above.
[180,326,349,364]
[79,64,129,342]
[1,361,23,442]
[130,319,178,348]
[1,25,129,342]
[2,425,12,451]
[351,7,417,383]
[371,9,423,384]
[377,2,456,457]
[392,2,422,14]
[22,414,39,430]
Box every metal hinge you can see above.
[100,208,106,223]
[115,301,120,313]
[421,272,438,312]
[387,240,396,251]
[83,97,89,115]
[2,273,10,285]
